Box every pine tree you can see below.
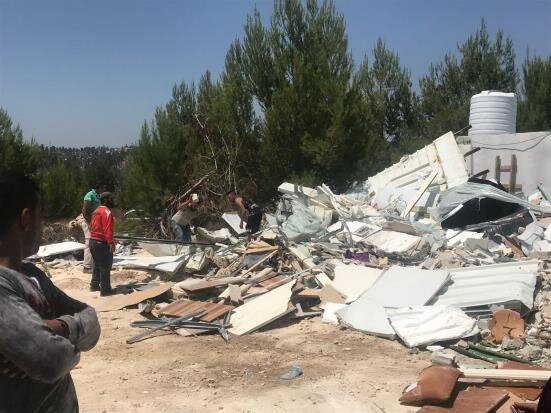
[518,54,551,131]
[0,108,40,175]
[240,0,377,191]
[420,19,518,137]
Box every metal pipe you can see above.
[468,343,533,364]
[115,234,213,246]
[126,307,207,344]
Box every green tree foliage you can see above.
[420,19,518,137]
[39,145,126,191]
[518,54,551,131]
[239,0,382,191]
[354,39,424,169]
[357,39,421,145]
[0,108,40,175]
[121,83,198,214]
[38,163,85,219]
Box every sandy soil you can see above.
[48,263,430,413]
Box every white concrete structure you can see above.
[460,131,551,195]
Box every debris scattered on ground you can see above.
[30,130,551,409]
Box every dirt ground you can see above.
[48,263,430,413]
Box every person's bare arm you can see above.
[235,197,247,228]
[82,199,91,221]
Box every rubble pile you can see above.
[32,130,551,411]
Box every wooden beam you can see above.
[460,368,551,382]
[471,169,490,179]
[239,250,279,278]
[510,154,517,194]
[401,170,438,218]
[244,267,275,285]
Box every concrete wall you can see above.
[458,131,551,196]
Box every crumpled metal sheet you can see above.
[432,182,551,224]
[432,260,539,315]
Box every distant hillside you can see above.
[38,145,132,170]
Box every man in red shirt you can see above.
[89,192,115,296]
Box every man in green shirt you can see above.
[81,186,103,275]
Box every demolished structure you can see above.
[34,129,551,411]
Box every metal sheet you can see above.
[34,241,85,258]
[160,299,233,322]
[112,254,188,275]
[222,212,247,235]
[387,306,479,348]
[359,266,450,308]
[336,299,395,338]
[138,242,187,257]
[432,260,539,312]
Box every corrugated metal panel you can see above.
[432,260,539,313]
[160,299,233,322]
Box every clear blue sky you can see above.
[1,0,550,147]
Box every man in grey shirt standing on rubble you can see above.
[0,173,101,413]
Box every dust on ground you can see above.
[48,264,429,413]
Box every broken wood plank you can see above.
[263,277,292,291]
[239,250,278,278]
[318,284,345,304]
[296,288,323,299]
[471,169,490,179]
[244,267,275,285]
[502,235,526,257]
[401,170,438,218]
[229,280,296,335]
[228,284,242,304]
[174,276,244,292]
[94,283,173,312]
[241,286,269,300]
[259,275,288,288]
[245,245,279,254]
[314,272,333,287]
[459,368,551,382]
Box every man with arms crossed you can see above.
[0,173,101,413]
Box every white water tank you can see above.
[468,91,517,135]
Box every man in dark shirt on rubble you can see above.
[0,173,101,413]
